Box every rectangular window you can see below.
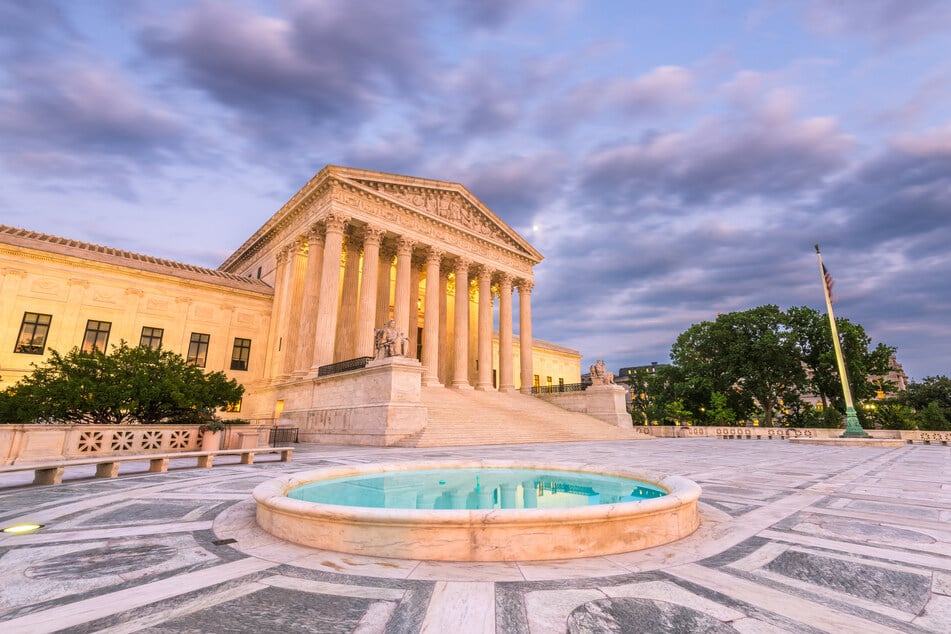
[187,332,210,367]
[230,337,251,371]
[15,312,52,354]
[225,400,242,413]
[139,326,164,349]
[533,374,540,390]
[82,320,111,353]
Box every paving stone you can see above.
[0,440,948,633]
[567,597,738,633]
[764,549,932,613]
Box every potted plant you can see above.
[198,418,226,451]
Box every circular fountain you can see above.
[253,460,701,562]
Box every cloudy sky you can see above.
[2,0,949,380]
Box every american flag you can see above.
[822,263,834,304]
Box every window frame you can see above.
[139,326,164,349]
[187,332,210,368]
[14,312,52,355]
[230,337,251,371]
[81,320,112,353]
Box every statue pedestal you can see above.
[280,356,427,446]
[585,385,630,427]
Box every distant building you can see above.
[799,354,908,410]
[617,362,669,382]
[871,355,908,398]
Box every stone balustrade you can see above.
[632,425,950,444]
[0,423,272,465]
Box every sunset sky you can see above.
[2,1,949,379]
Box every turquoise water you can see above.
[287,468,666,510]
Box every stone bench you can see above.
[0,447,294,486]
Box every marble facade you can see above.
[1,166,581,439]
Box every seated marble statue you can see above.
[589,359,615,386]
[374,320,406,359]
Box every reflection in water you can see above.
[288,468,666,510]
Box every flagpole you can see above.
[814,244,867,437]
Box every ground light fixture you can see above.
[2,523,44,534]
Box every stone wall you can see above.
[633,425,951,444]
[0,423,272,465]
[535,385,630,427]
[276,356,427,446]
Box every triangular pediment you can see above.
[219,165,543,272]
[332,167,542,263]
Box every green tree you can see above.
[866,403,917,431]
[706,391,736,426]
[627,368,653,425]
[916,401,950,431]
[899,376,951,421]
[668,306,807,427]
[786,306,894,411]
[0,342,244,425]
[662,399,692,426]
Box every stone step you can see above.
[393,386,640,447]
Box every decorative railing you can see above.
[531,383,587,395]
[317,356,373,377]
[0,423,273,465]
[268,427,299,447]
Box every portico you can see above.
[220,167,543,426]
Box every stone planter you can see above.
[200,430,222,451]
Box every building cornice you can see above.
[0,236,273,299]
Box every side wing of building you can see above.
[0,226,274,415]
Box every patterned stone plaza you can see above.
[0,438,948,633]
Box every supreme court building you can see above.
[1,166,584,442]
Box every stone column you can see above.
[518,279,534,394]
[281,236,308,376]
[497,274,515,392]
[295,226,324,374]
[312,213,349,369]
[475,266,494,390]
[355,225,384,358]
[393,237,416,346]
[438,265,450,384]
[451,257,472,389]
[266,247,291,379]
[376,241,395,325]
[335,234,361,362]
[407,255,422,359]
[421,247,443,386]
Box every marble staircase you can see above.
[393,386,644,447]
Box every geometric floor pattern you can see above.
[1,438,948,633]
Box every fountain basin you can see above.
[253,460,701,562]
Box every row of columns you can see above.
[267,216,535,392]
